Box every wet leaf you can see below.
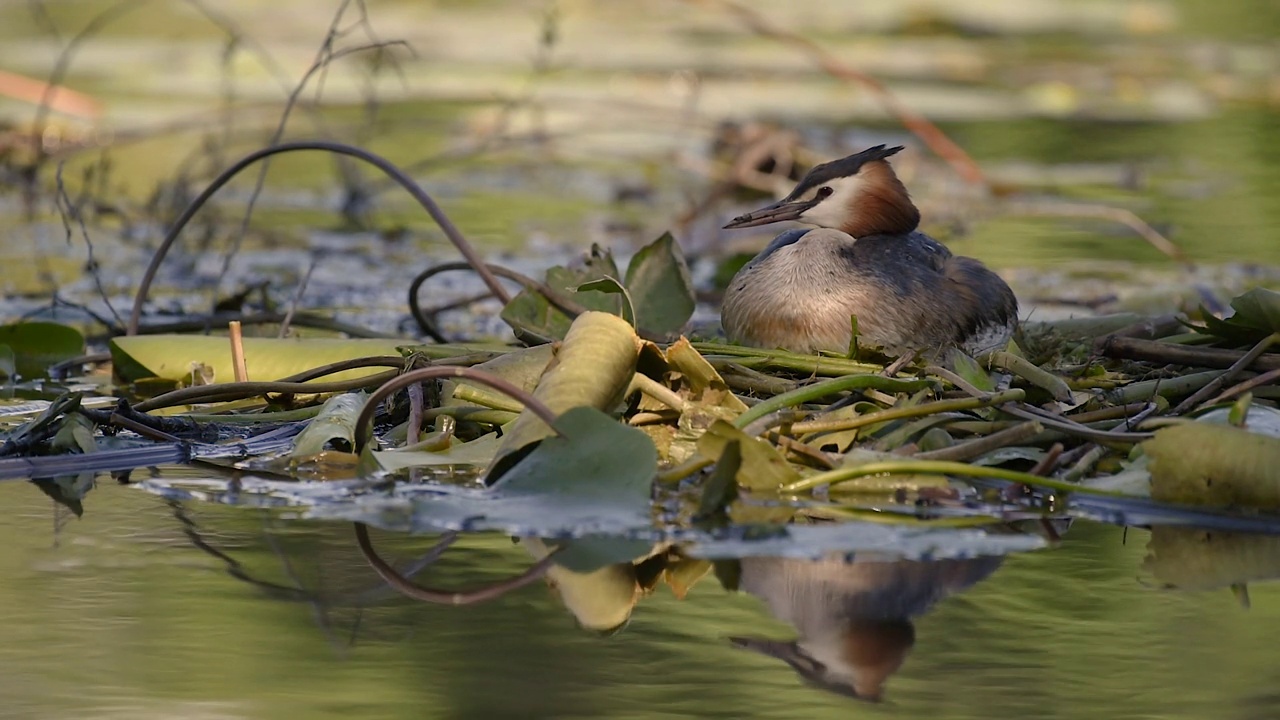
[491,406,657,522]
[697,420,801,491]
[0,322,84,380]
[1145,423,1280,508]
[110,335,411,384]
[540,536,655,575]
[698,439,741,518]
[373,432,503,471]
[623,232,695,338]
[487,312,640,481]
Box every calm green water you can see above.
[2,476,1277,720]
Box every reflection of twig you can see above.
[687,0,984,185]
[1000,199,1186,262]
[355,523,554,605]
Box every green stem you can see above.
[732,374,932,429]
[791,389,1024,435]
[692,342,885,376]
[782,459,1128,497]
[989,351,1072,402]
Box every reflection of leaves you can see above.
[0,322,84,380]
[32,474,95,517]
[1144,526,1280,591]
[624,232,695,338]
[544,536,655,574]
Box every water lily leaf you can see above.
[51,411,97,455]
[487,312,640,482]
[1144,525,1280,591]
[290,392,365,458]
[577,276,636,326]
[1230,288,1280,333]
[624,232,695,338]
[0,322,84,379]
[373,432,503,471]
[1195,288,1280,344]
[491,406,657,525]
[110,335,411,384]
[1146,422,1280,508]
[501,247,624,341]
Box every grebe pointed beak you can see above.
[723,197,818,229]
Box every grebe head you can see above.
[724,144,921,238]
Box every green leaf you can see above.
[697,439,741,518]
[577,276,636,326]
[946,348,996,392]
[373,432,503,471]
[491,406,657,523]
[623,232,695,338]
[0,322,84,380]
[110,335,411,384]
[1146,423,1280,508]
[501,247,624,341]
[1230,288,1280,333]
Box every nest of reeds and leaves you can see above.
[1,139,1278,610]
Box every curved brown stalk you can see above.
[354,523,556,605]
[354,365,561,454]
[127,140,510,336]
[408,261,592,342]
[133,371,402,413]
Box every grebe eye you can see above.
[815,186,833,199]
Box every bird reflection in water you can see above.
[731,554,1004,702]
